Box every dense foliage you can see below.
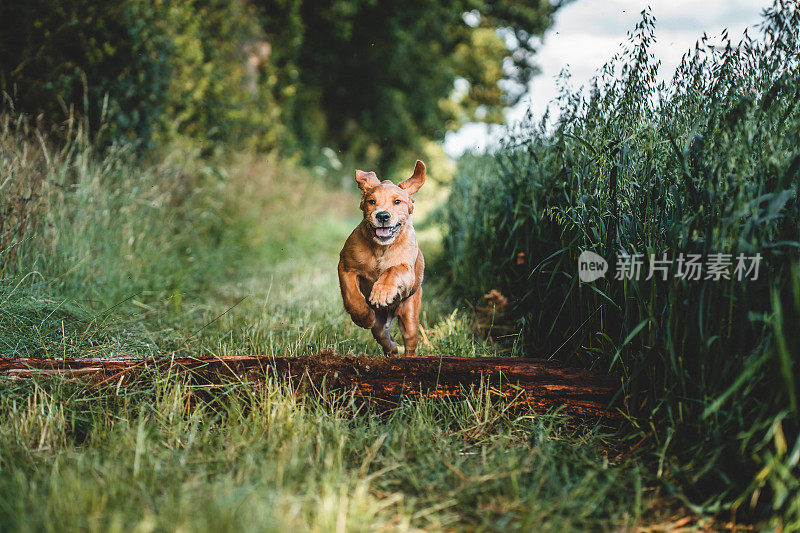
[0,0,557,167]
[442,3,800,525]
[254,0,556,168]
[0,0,280,150]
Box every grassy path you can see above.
[0,159,670,531]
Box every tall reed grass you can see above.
[443,2,800,524]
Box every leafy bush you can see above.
[442,3,800,525]
[0,0,281,150]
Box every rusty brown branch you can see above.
[0,352,621,419]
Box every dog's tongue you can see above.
[375,227,393,238]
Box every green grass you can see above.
[441,3,800,527]
[0,376,652,531]
[0,114,672,531]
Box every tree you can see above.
[1,0,560,166]
[255,0,560,169]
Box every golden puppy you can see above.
[338,160,426,357]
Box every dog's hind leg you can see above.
[371,307,398,357]
[396,288,421,357]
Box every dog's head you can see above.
[354,160,426,245]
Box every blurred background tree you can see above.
[0,0,559,168]
[256,0,558,171]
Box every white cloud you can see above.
[443,0,772,158]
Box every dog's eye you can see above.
[368,199,376,205]
[393,199,401,205]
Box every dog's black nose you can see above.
[375,211,391,224]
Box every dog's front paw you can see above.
[369,282,399,307]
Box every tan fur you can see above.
[338,160,426,356]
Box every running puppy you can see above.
[338,160,426,357]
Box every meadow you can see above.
[0,113,667,531]
[1,1,799,530]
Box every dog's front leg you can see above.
[338,261,375,329]
[369,264,414,308]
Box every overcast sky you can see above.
[443,0,774,157]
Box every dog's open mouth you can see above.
[374,223,401,240]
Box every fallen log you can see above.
[0,352,621,419]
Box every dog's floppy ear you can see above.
[355,170,380,192]
[398,160,426,195]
